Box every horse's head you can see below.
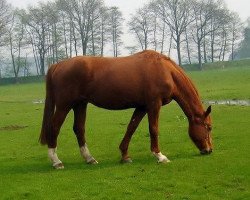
[189,106,213,155]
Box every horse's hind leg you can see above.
[73,103,98,164]
[48,108,69,169]
[147,104,170,163]
[119,108,146,163]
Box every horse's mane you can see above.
[133,50,200,98]
[163,55,200,97]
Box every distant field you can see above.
[183,58,250,71]
[189,67,250,100]
[0,67,249,199]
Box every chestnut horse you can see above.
[39,50,212,169]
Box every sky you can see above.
[7,0,250,22]
[6,0,250,56]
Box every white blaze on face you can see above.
[48,148,62,167]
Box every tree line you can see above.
[0,0,123,79]
[128,0,246,69]
[0,0,248,80]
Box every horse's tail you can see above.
[39,65,56,145]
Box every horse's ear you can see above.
[204,105,212,118]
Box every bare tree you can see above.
[218,12,231,61]
[148,1,169,53]
[99,7,110,56]
[22,3,52,75]
[0,0,12,46]
[125,46,139,55]
[128,2,173,55]
[156,0,193,66]
[128,5,153,51]
[0,0,246,78]
[7,9,26,82]
[58,0,103,55]
[234,17,250,59]
[45,2,68,65]
[109,7,123,57]
[88,1,103,56]
[209,9,219,62]
[189,0,215,69]
[228,13,243,60]
[184,26,192,64]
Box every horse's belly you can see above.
[87,89,143,110]
[91,102,136,110]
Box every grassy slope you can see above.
[0,67,249,199]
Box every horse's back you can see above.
[49,51,175,109]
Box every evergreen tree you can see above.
[237,18,250,59]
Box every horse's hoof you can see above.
[53,162,64,169]
[152,152,170,164]
[120,157,133,164]
[87,158,98,164]
[158,158,170,164]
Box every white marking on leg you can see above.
[48,148,63,168]
[80,144,98,164]
[152,152,170,163]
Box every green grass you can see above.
[189,67,250,100]
[0,67,250,199]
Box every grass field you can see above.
[0,67,250,199]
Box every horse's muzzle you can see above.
[200,149,213,155]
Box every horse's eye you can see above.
[204,124,212,131]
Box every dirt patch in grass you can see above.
[0,125,28,131]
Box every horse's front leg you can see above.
[119,108,146,163]
[147,103,170,163]
[73,103,98,164]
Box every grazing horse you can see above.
[39,50,213,169]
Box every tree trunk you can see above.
[197,40,202,70]
[176,35,182,66]
[62,15,68,58]
[160,21,165,53]
[9,35,18,83]
[185,28,191,64]
[203,36,207,63]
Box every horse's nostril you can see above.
[200,149,212,155]
[200,150,207,155]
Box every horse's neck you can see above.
[172,71,204,122]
